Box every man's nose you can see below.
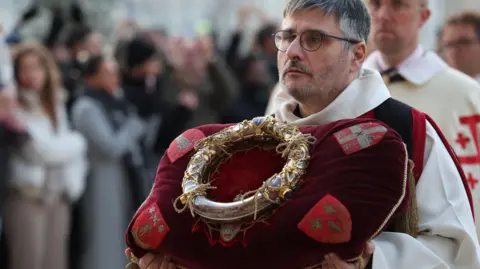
[373,5,393,23]
[285,38,305,61]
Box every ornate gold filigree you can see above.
[173,116,316,224]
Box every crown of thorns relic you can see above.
[173,116,316,226]
[125,117,417,269]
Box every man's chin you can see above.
[376,43,401,55]
[283,85,308,102]
[281,79,304,89]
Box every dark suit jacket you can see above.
[0,125,10,212]
[0,124,29,211]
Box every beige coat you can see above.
[4,90,87,269]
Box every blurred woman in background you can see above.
[3,42,88,269]
[71,55,146,269]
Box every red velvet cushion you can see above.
[126,119,411,269]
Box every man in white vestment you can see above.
[440,11,480,83]
[136,0,480,268]
[363,0,480,240]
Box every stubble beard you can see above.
[279,61,346,111]
[280,75,331,109]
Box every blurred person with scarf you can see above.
[160,35,238,128]
[121,37,197,161]
[3,42,87,269]
[63,25,104,113]
[71,55,147,269]
[222,54,274,123]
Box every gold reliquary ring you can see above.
[174,116,316,223]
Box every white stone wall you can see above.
[0,0,284,46]
[1,0,479,50]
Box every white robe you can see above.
[269,68,480,269]
[365,46,480,244]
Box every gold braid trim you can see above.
[391,159,419,237]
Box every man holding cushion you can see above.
[128,114,416,269]
[130,0,480,268]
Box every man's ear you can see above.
[419,8,431,28]
[351,43,366,74]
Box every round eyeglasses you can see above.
[273,30,361,52]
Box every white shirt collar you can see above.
[364,45,448,85]
[273,68,391,125]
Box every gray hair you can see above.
[284,0,371,49]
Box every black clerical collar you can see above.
[381,68,406,85]
[294,105,303,118]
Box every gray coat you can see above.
[71,95,145,269]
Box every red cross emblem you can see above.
[455,133,471,150]
[467,173,479,190]
[298,194,352,244]
[334,122,388,155]
[455,115,480,165]
[166,128,205,163]
[131,203,170,250]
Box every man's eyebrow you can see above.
[280,28,330,35]
[279,28,294,33]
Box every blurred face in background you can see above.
[442,23,480,77]
[51,43,71,63]
[94,58,120,93]
[149,31,169,51]
[182,38,209,80]
[74,31,104,60]
[16,52,46,92]
[246,59,270,86]
[265,40,278,57]
[133,57,163,79]
[84,32,104,56]
[367,0,430,56]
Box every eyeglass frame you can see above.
[440,37,480,51]
[272,29,362,52]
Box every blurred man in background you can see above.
[364,0,480,240]
[441,11,480,83]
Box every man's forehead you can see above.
[443,24,478,39]
[281,10,341,34]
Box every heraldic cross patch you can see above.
[131,203,170,250]
[297,194,352,244]
[167,128,206,163]
[334,122,388,155]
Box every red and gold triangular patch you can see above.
[167,129,205,163]
[298,194,352,244]
[131,203,170,250]
[334,122,387,155]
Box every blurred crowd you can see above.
[0,3,278,269]
[0,2,479,269]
